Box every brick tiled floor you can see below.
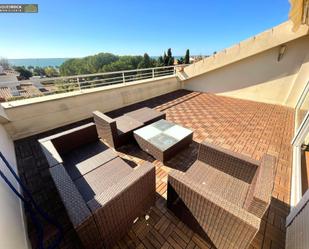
[14,90,294,249]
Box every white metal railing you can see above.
[1,65,187,102]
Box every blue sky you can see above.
[0,0,290,58]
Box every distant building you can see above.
[0,72,19,87]
[189,55,209,63]
[0,70,49,102]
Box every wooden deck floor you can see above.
[15,90,294,249]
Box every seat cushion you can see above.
[74,157,133,202]
[186,161,250,207]
[115,116,143,134]
[64,141,118,180]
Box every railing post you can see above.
[173,66,176,75]
[77,77,81,91]
[152,68,155,78]
[122,72,126,84]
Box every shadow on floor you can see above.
[255,197,290,248]
[106,90,201,118]
[117,142,156,164]
[164,141,199,172]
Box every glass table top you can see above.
[134,119,193,150]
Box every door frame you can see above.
[291,80,309,207]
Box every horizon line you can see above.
[6,54,207,60]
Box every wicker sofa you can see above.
[167,141,275,249]
[39,123,156,249]
[93,107,166,148]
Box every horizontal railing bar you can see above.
[52,69,174,87]
[81,72,173,89]
[72,71,158,86]
[124,71,154,78]
[154,72,174,77]
[155,70,174,75]
[83,79,124,88]
[81,75,124,84]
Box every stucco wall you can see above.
[285,52,309,107]
[183,35,309,106]
[0,123,29,249]
[182,21,309,80]
[2,76,180,140]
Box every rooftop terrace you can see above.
[15,89,294,249]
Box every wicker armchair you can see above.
[93,111,143,148]
[39,123,156,249]
[124,107,166,125]
[167,141,275,249]
[93,108,165,149]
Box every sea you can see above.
[8,58,69,68]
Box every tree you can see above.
[138,53,155,69]
[59,53,147,76]
[163,52,168,66]
[60,53,118,76]
[102,60,134,72]
[101,56,143,72]
[15,66,32,80]
[168,56,174,66]
[167,48,172,58]
[177,57,184,64]
[0,57,10,70]
[86,53,118,73]
[184,49,190,64]
[44,67,59,77]
[162,48,174,66]
[33,66,45,76]
[58,50,179,77]
[27,66,34,71]
[157,56,164,66]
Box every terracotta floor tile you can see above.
[14,90,294,249]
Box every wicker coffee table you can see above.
[134,119,193,162]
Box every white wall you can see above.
[183,35,309,106]
[285,52,309,107]
[0,123,29,249]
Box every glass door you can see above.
[291,80,309,207]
